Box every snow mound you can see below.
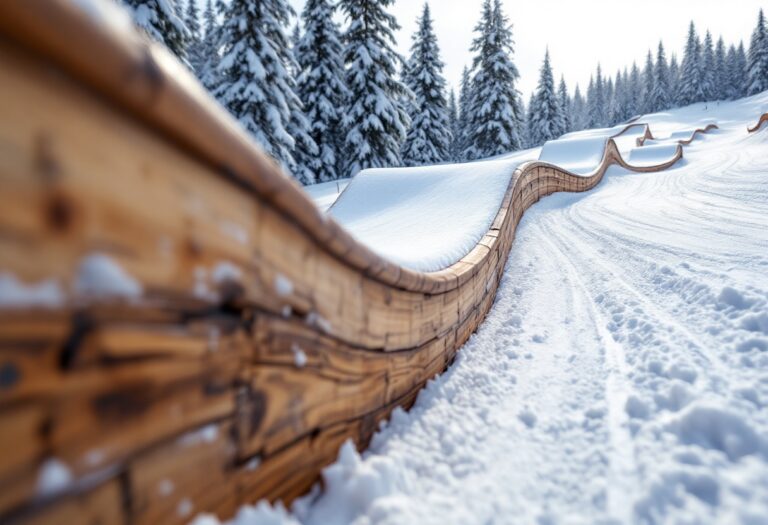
[329,151,536,272]
[538,136,608,175]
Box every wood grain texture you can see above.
[0,3,709,524]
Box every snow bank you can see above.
[303,179,349,212]
[538,136,608,175]
[330,150,536,272]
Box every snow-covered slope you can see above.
[195,92,768,525]
[303,179,349,211]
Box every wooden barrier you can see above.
[0,2,700,524]
[635,123,719,147]
[747,112,768,133]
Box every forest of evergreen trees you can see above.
[122,0,768,184]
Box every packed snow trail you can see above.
[193,94,768,524]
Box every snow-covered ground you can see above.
[304,179,350,211]
[194,93,768,524]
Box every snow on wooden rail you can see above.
[0,2,706,524]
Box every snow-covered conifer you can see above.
[216,0,317,184]
[296,0,348,182]
[700,31,717,101]
[609,70,625,124]
[587,65,606,128]
[641,50,655,113]
[447,90,461,161]
[528,50,565,146]
[122,0,189,62]
[401,4,451,166]
[714,37,727,100]
[668,54,680,105]
[339,0,410,175]
[648,42,670,112]
[626,62,642,117]
[747,8,768,95]
[198,0,223,91]
[183,0,204,71]
[463,0,525,159]
[558,76,571,133]
[678,22,704,105]
[457,66,473,159]
[571,84,586,131]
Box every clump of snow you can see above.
[74,253,142,299]
[36,458,72,497]
[291,344,307,368]
[274,274,294,297]
[0,273,64,309]
[219,221,249,245]
[177,424,218,447]
[211,261,242,284]
[177,497,194,518]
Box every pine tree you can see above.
[668,54,680,106]
[527,50,565,146]
[183,0,205,71]
[587,65,606,128]
[714,37,727,100]
[123,0,190,62]
[339,0,410,175]
[641,50,655,113]
[295,0,348,182]
[447,90,461,161]
[627,62,642,117]
[609,70,625,124]
[571,84,586,131]
[525,92,536,148]
[605,76,615,124]
[726,43,748,99]
[463,0,525,159]
[401,4,451,166]
[199,0,224,91]
[678,21,704,106]
[215,0,317,184]
[558,76,571,133]
[648,42,670,112]
[747,8,768,95]
[700,31,717,101]
[457,66,473,158]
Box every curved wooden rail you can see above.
[635,123,719,147]
[0,2,692,524]
[747,112,768,133]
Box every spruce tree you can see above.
[215,0,317,184]
[627,62,642,117]
[700,31,717,101]
[641,50,655,113]
[747,8,768,95]
[401,4,452,166]
[714,37,727,100]
[668,54,680,106]
[184,0,205,71]
[525,93,536,148]
[558,76,571,133]
[648,42,670,112]
[587,66,606,128]
[608,70,625,124]
[678,22,704,106]
[528,50,565,146]
[457,66,473,159]
[726,43,749,99]
[463,0,525,159]
[736,42,749,97]
[123,0,190,63]
[295,0,348,182]
[571,84,586,131]
[447,90,461,161]
[339,0,410,175]
[199,0,223,91]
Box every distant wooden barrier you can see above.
[635,123,719,147]
[0,2,694,524]
[747,112,768,133]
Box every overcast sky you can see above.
[286,0,765,98]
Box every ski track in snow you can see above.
[193,96,768,525]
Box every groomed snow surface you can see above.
[194,92,768,525]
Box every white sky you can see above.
[286,0,765,98]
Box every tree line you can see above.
[122,1,768,184]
